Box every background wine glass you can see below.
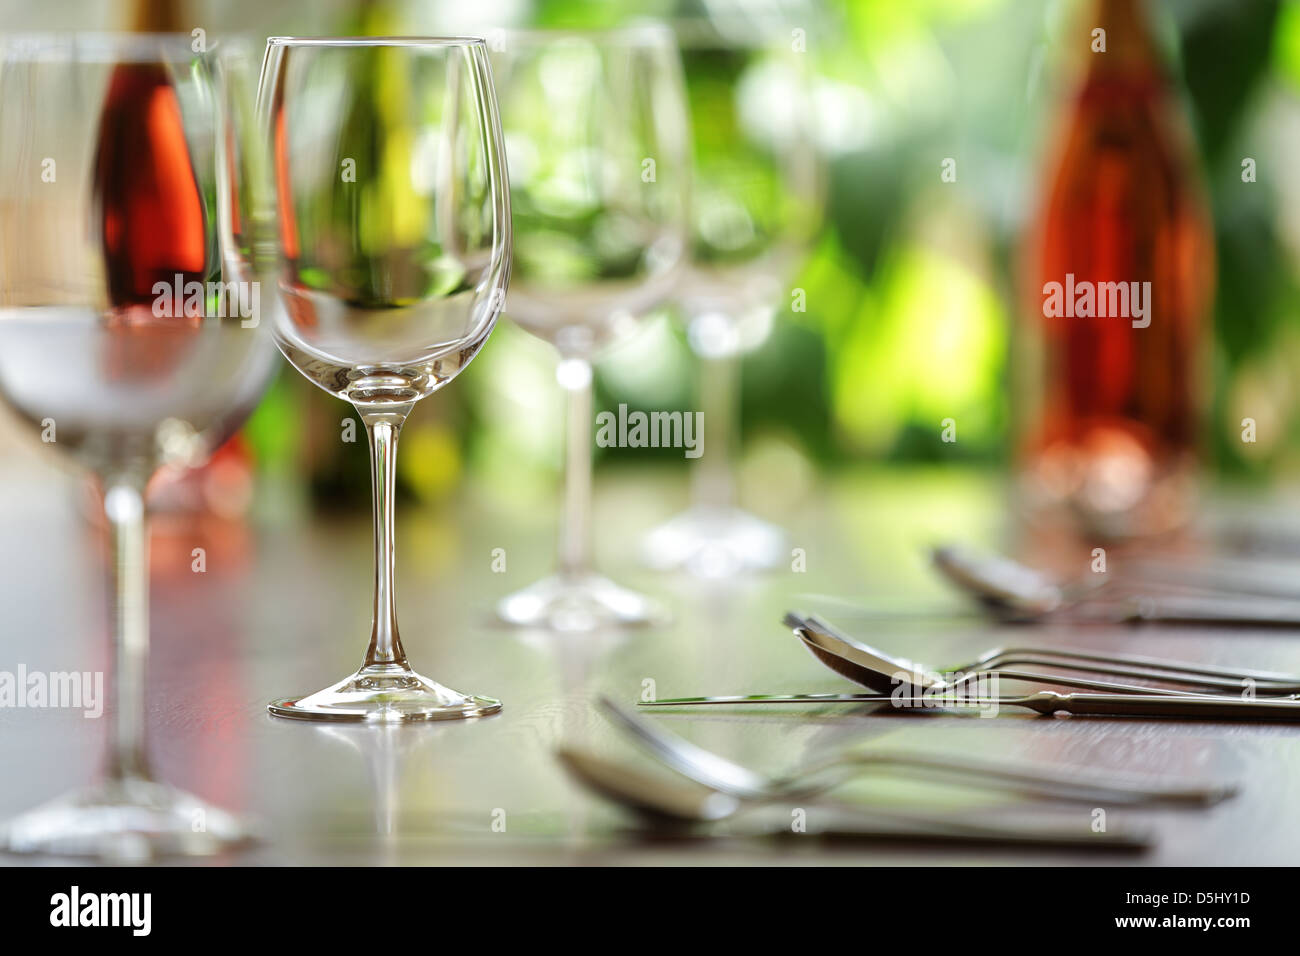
[491,25,689,632]
[641,16,824,578]
[0,34,276,858]
[259,37,511,720]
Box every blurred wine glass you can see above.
[258,37,511,720]
[642,15,823,578]
[0,34,276,858]
[491,26,689,631]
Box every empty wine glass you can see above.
[258,37,510,720]
[491,26,689,631]
[642,18,823,578]
[0,34,276,858]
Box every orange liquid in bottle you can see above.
[1018,0,1214,538]
[92,59,208,382]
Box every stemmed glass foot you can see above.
[642,504,788,578]
[269,662,502,722]
[0,776,255,861]
[497,572,668,632]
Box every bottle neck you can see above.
[128,0,184,32]
[1072,0,1165,80]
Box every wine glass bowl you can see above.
[0,34,274,858]
[263,37,508,409]
[497,29,686,356]
[679,37,819,344]
[259,37,510,720]
[642,20,824,578]
[491,26,689,631]
[0,38,277,482]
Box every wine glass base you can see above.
[0,776,255,861]
[497,572,669,631]
[269,663,502,722]
[642,505,788,577]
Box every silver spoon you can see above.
[932,543,1300,627]
[601,695,1230,806]
[556,746,1150,849]
[585,700,1151,849]
[792,611,1300,695]
[595,686,1227,806]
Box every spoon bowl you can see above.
[556,746,738,823]
[930,544,1067,616]
[591,697,1154,849]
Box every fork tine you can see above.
[985,646,1300,685]
[980,654,1294,693]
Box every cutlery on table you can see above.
[1127,553,1300,602]
[641,612,1300,717]
[789,612,1216,698]
[556,745,1150,850]
[792,611,1300,695]
[932,543,1300,627]
[640,689,1300,719]
[605,694,1231,805]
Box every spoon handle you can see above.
[762,824,1148,850]
[817,751,1233,806]
[802,799,1151,850]
[1100,593,1300,626]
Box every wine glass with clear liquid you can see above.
[642,17,823,578]
[258,37,510,720]
[0,35,276,858]
[491,26,689,631]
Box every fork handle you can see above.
[1112,593,1300,626]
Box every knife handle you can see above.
[1058,692,1300,720]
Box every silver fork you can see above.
[600,696,1233,807]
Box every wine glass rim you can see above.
[0,32,227,60]
[266,35,488,48]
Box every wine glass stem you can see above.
[362,410,410,669]
[103,481,151,783]
[693,350,739,511]
[557,357,594,577]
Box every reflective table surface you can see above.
[3,449,1300,866]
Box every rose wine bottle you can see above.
[1018,0,1214,539]
[96,0,257,510]
[93,60,206,312]
[93,0,207,393]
